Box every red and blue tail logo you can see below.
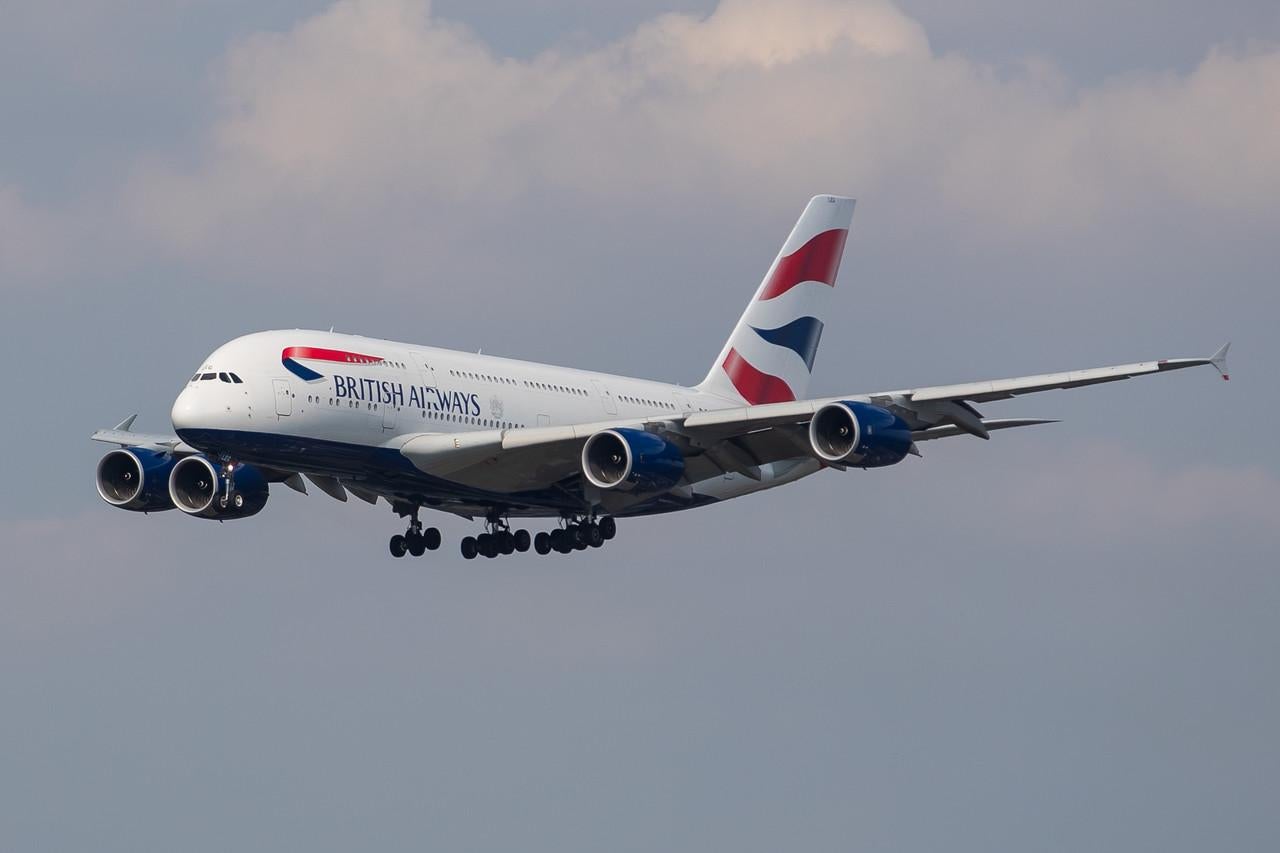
[700,195,855,404]
[282,346,384,382]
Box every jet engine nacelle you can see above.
[581,428,685,492]
[168,456,269,519]
[809,401,913,468]
[96,447,178,512]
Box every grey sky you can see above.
[1,2,1277,851]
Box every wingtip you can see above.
[1210,341,1231,380]
[113,413,138,432]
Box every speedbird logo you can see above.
[281,346,481,416]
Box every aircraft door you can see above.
[592,380,618,415]
[273,379,292,416]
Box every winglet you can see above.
[113,414,138,431]
[1209,342,1230,381]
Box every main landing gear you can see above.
[459,515,617,560]
[389,507,442,558]
[532,515,616,557]
[459,517,532,560]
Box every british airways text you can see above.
[332,375,481,416]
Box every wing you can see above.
[91,414,199,454]
[399,344,1229,491]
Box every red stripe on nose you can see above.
[758,228,848,301]
[722,348,796,404]
[282,346,383,364]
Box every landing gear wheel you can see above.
[598,516,616,540]
[498,531,515,555]
[514,529,531,553]
[550,529,570,553]
[424,527,442,551]
[460,536,478,560]
[406,531,426,557]
[588,525,604,548]
[233,493,245,509]
[389,534,408,558]
[534,531,551,555]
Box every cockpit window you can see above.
[218,372,231,383]
[191,374,200,382]
[229,373,243,384]
[200,373,216,380]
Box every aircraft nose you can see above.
[170,385,217,434]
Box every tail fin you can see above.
[697,195,855,403]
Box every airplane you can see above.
[92,195,1231,560]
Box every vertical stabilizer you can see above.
[697,195,855,403]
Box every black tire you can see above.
[551,530,572,553]
[588,525,604,548]
[407,531,426,557]
[534,531,551,555]
[568,524,585,546]
[460,536,478,560]
[481,538,499,558]
[514,529,531,552]
[389,534,408,558]
[424,527,442,551]
[598,516,616,540]
[499,531,515,555]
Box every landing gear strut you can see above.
[389,506,442,559]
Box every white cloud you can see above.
[116,0,1279,277]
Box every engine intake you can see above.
[169,456,269,519]
[582,428,685,492]
[809,401,913,468]
[96,448,177,512]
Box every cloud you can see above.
[117,0,1279,273]
[0,187,62,281]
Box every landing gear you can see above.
[460,514,534,560]
[388,506,442,559]
[533,515,616,557]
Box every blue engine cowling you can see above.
[96,447,178,512]
[809,401,913,468]
[581,428,685,492]
[168,455,269,519]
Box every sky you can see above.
[2,1,1278,850]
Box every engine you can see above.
[168,455,269,519]
[808,401,913,468]
[581,428,685,492]
[96,448,178,512]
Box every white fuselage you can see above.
[169,330,819,517]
